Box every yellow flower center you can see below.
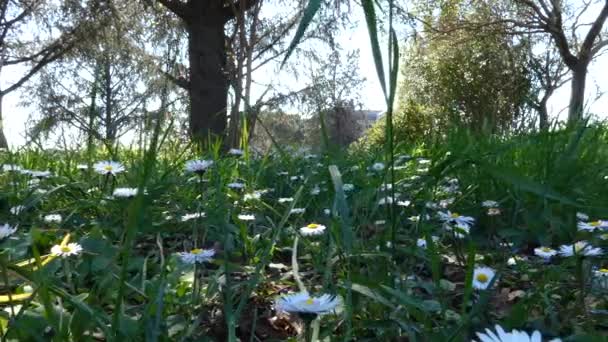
[305,298,315,305]
[61,246,71,253]
[590,221,601,227]
[104,165,113,171]
[476,273,489,283]
[450,213,460,219]
[541,247,552,252]
[307,223,319,229]
[191,248,203,255]
[598,268,608,274]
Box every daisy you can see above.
[244,192,262,201]
[181,212,205,222]
[184,159,213,174]
[323,208,331,216]
[290,208,306,215]
[594,268,608,277]
[534,246,557,260]
[227,182,245,190]
[2,164,22,172]
[576,212,589,221]
[76,164,89,171]
[444,223,471,238]
[177,248,215,264]
[310,186,321,195]
[113,187,138,198]
[475,324,561,342]
[371,162,385,171]
[93,161,125,176]
[10,206,25,215]
[30,170,52,178]
[438,211,475,228]
[51,243,83,258]
[600,233,608,240]
[342,183,355,192]
[278,197,294,203]
[0,224,17,239]
[577,220,608,232]
[44,214,62,224]
[472,266,496,290]
[416,236,439,249]
[237,214,255,221]
[397,200,411,207]
[507,256,526,266]
[487,208,501,216]
[275,292,341,315]
[299,223,327,236]
[481,200,499,208]
[228,148,244,156]
[559,241,603,257]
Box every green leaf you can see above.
[362,0,387,100]
[281,0,321,67]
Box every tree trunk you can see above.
[187,8,228,145]
[568,64,588,123]
[538,98,549,130]
[0,94,7,148]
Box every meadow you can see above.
[0,124,607,341]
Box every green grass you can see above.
[0,123,607,341]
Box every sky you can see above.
[2,4,608,148]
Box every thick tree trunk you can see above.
[0,94,7,148]
[538,97,549,130]
[568,64,588,123]
[187,7,228,145]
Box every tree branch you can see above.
[579,1,608,61]
[157,0,189,21]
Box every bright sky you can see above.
[2,4,607,148]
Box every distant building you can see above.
[354,110,384,130]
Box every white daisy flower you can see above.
[559,241,603,257]
[177,248,215,264]
[2,164,22,172]
[278,197,294,203]
[290,175,303,181]
[378,196,397,205]
[416,236,439,249]
[577,220,608,231]
[444,223,470,238]
[599,233,608,240]
[594,268,608,277]
[310,186,321,195]
[290,208,306,215]
[439,198,455,208]
[481,200,499,208]
[93,161,125,176]
[237,214,255,221]
[475,324,561,342]
[323,208,331,216]
[181,212,205,222]
[184,159,213,174]
[0,224,17,239]
[299,223,327,236]
[487,208,501,216]
[50,243,83,258]
[10,206,25,215]
[576,212,589,221]
[472,266,496,290]
[277,171,289,176]
[113,187,138,198]
[30,170,52,178]
[76,164,89,170]
[244,192,262,201]
[397,200,411,207]
[342,183,355,192]
[418,158,431,165]
[534,246,557,259]
[371,162,385,171]
[44,214,62,224]
[507,256,526,266]
[409,215,420,222]
[228,148,244,156]
[438,211,475,228]
[227,182,245,190]
[275,292,341,315]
